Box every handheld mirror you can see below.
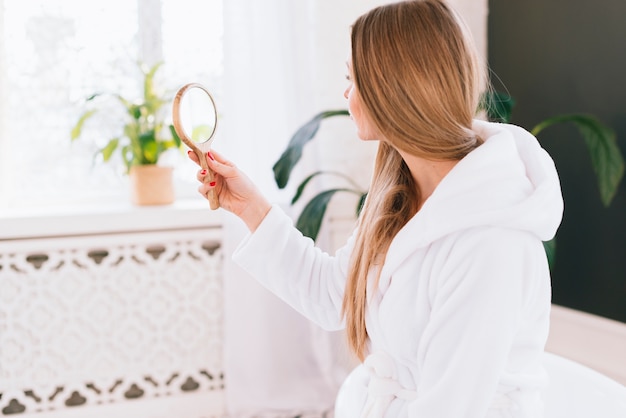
[172,83,219,209]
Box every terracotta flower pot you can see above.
[129,165,175,206]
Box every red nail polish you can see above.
[187,150,193,156]
[200,169,207,175]
[207,152,215,161]
[209,181,216,187]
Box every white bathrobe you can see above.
[233,120,564,417]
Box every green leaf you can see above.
[130,104,143,120]
[291,170,366,205]
[143,96,165,119]
[296,188,353,241]
[192,124,214,142]
[273,109,350,188]
[543,238,556,271]
[124,122,140,142]
[121,144,133,172]
[479,90,515,123]
[159,139,180,152]
[169,124,182,148]
[71,110,98,140]
[356,192,368,216]
[139,130,158,164]
[100,138,120,162]
[143,62,163,105]
[292,171,329,204]
[532,114,625,206]
[116,95,133,113]
[86,93,103,101]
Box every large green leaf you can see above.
[479,90,515,123]
[273,109,350,188]
[295,188,356,241]
[532,114,625,206]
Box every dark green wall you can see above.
[488,0,626,322]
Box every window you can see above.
[0,0,223,209]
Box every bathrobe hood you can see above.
[379,119,564,288]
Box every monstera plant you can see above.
[272,91,625,267]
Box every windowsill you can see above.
[0,197,222,240]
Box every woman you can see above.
[191,1,563,416]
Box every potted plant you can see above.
[272,92,625,267]
[70,62,183,205]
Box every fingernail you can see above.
[209,181,216,187]
[200,169,207,175]
[207,152,215,161]
[187,150,193,156]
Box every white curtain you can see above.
[218,0,487,416]
[220,1,332,416]
[219,1,381,415]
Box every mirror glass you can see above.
[176,86,218,144]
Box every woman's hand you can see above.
[189,150,271,232]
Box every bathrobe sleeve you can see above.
[408,227,550,417]
[232,204,353,331]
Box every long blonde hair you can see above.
[342,0,486,361]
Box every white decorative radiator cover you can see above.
[0,227,225,417]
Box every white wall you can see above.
[304,0,488,112]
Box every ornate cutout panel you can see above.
[0,228,224,417]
